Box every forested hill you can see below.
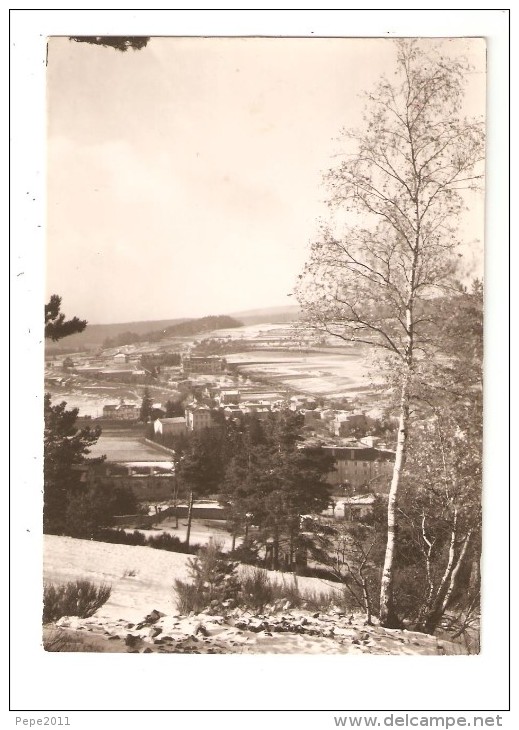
[100,315,243,349]
[152,315,242,340]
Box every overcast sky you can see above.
[46,36,485,324]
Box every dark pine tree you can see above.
[43,394,102,534]
[44,295,87,342]
[139,387,153,423]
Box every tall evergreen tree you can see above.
[176,435,221,547]
[139,387,153,422]
[43,394,102,534]
[219,411,333,569]
[44,294,96,532]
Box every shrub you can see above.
[93,528,147,546]
[174,579,207,614]
[43,580,112,623]
[302,587,342,613]
[147,532,193,553]
[240,568,274,612]
[174,540,241,613]
[239,568,347,613]
[274,574,304,609]
[125,530,148,546]
[238,570,338,613]
[174,553,343,616]
[93,528,200,554]
[296,565,340,582]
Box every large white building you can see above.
[154,417,187,437]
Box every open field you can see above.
[87,429,172,461]
[227,348,375,398]
[197,322,298,341]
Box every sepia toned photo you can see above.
[43,35,485,658]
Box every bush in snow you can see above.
[43,580,111,623]
[174,539,241,614]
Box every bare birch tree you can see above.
[296,40,484,627]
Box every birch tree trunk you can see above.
[379,372,410,627]
[423,529,474,634]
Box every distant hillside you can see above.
[44,305,299,353]
[113,315,243,346]
[46,315,244,353]
[45,318,190,352]
[228,305,301,325]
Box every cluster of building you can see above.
[45,349,148,383]
[89,411,395,521]
[99,391,396,521]
[301,407,381,438]
[47,344,396,522]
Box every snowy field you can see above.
[227,349,374,397]
[43,535,341,623]
[43,536,457,655]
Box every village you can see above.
[45,321,396,540]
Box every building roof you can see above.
[157,417,186,424]
[184,355,222,360]
[317,444,395,461]
[121,461,174,470]
[103,403,138,411]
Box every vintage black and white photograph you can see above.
[40,33,488,660]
